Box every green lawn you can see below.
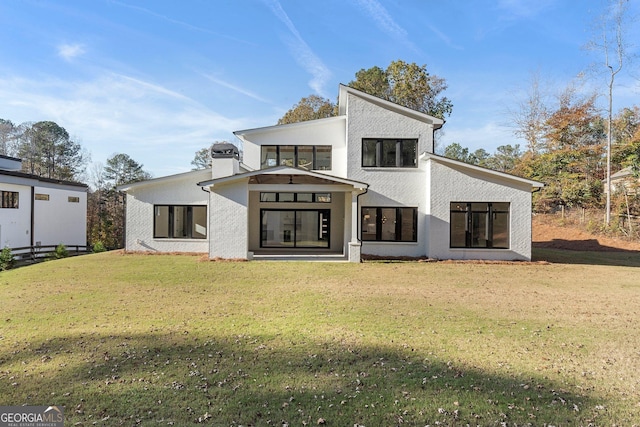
[1,251,639,426]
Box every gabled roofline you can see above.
[0,169,88,189]
[197,165,369,189]
[233,116,346,139]
[0,154,21,162]
[338,84,444,129]
[117,168,212,192]
[421,152,544,188]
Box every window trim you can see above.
[1,190,19,208]
[360,206,418,242]
[449,202,510,249]
[153,205,207,239]
[260,145,332,170]
[259,192,332,203]
[361,138,418,168]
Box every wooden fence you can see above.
[10,245,92,267]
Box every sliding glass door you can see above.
[260,209,330,248]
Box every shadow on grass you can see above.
[533,244,640,267]
[0,332,605,426]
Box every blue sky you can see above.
[1,0,639,178]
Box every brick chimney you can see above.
[210,142,240,179]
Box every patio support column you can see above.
[348,190,361,262]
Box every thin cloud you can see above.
[0,73,245,175]
[261,0,331,96]
[203,74,270,103]
[109,0,255,45]
[497,0,554,20]
[352,0,416,51]
[57,43,86,60]
[426,24,463,51]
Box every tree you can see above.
[349,60,453,119]
[516,87,606,209]
[483,144,523,173]
[612,106,640,175]
[443,142,479,165]
[87,154,151,250]
[0,119,19,156]
[509,73,549,155]
[17,121,86,181]
[103,153,151,187]
[277,95,336,125]
[191,147,211,170]
[277,59,453,125]
[586,0,633,224]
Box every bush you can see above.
[92,241,107,253]
[52,243,69,259]
[0,246,14,271]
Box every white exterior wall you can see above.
[209,180,248,259]
[426,160,533,261]
[241,117,348,178]
[125,170,210,253]
[345,93,435,258]
[33,186,87,247]
[0,182,31,248]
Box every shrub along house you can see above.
[118,85,543,262]
[0,154,88,253]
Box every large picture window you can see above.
[260,145,332,170]
[362,139,417,168]
[450,202,509,249]
[361,207,417,242]
[154,205,207,239]
[261,209,330,248]
[1,191,18,208]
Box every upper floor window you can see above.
[260,192,331,203]
[362,138,417,168]
[35,193,50,201]
[1,191,19,208]
[261,145,331,170]
[450,202,510,249]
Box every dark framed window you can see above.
[1,191,19,208]
[361,207,417,242]
[154,205,207,239]
[450,202,509,249]
[362,139,417,168]
[260,145,332,170]
[68,196,80,203]
[35,193,50,201]
[260,209,330,248]
[259,192,332,203]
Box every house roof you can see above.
[117,168,217,192]
[421,152,544,189]
[233,116,345,140]
[197,165,369,189]
[337,84,445,129]
[0,169,88,189]
[611,167,633,180]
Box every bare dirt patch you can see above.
[533,215,640,252]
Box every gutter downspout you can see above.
[200,185,212,258]
[30,186,35,259]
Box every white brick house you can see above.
[0,155,88,250]
[119,85,543,261]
